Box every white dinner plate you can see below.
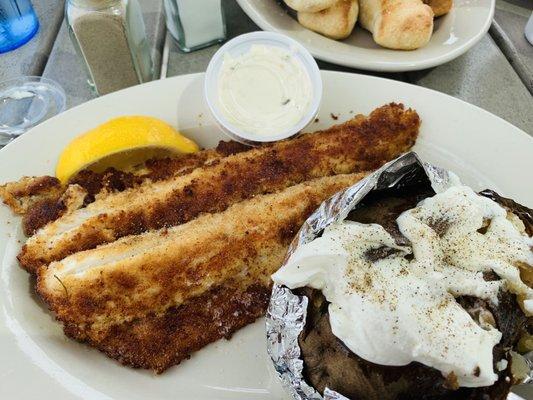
[236,0,495,72]
[0,72,532,400]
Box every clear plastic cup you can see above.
[204,31,322,145]
[0,76,66,146]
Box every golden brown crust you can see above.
[22,184,88,236]
[423,0,452,17]
[20,103,419,273]
[37,174,366,372]
[298,0,359,40]
[377,0,433,50]
[0,176,62,215]
[359,0,434,50]
[64,282,271,373]
[37,173,366,335]
[11,141,251,236]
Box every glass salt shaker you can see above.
[65,0,154,96]
[164,0,226,52]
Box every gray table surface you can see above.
[492,0,532,92]
[0,1,533,399]
[0,1,63,80]
[1,0,531,132]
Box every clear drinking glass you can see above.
[0,0,39,53]
[163,0,226,52]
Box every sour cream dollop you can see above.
[273,184,533,388]
[217,44,312,138]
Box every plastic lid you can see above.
[0,76,66,145]
[205,31,322,144]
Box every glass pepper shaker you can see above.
[65,0,154,96]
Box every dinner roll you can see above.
[298,0,358,40]
[423,0,453,17]
[284,0,340,13]
[359,0,434,50]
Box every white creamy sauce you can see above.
[273,184,533,388]
[217,44,312,137]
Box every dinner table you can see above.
[0,1,532,399]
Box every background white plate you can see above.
[236,0,495,72]
[0,72,532,400]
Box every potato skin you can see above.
[479,190,533,237]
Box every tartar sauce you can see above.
[273,184,533,388]
[217,44,312,137]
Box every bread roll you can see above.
[423,0,453,17]
[358,0,434,50]
[298,0,359,40]
[284,0,340,13]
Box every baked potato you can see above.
[295,186,533,400]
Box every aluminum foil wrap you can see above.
[265,151,532,400]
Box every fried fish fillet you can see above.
[66,282,272,373]
[37,173,367,339]
[0,175,63,215]
[0,140,251,236]
[20,104,419,272]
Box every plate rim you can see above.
[235,0,496,72]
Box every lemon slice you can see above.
[56,116,199,183]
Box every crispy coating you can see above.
[22,184,88,236]
[64,282,271,373]
[0,176,62,215]
[20,104,419,272]
[17,141,251,235]
[37,173,366,336]
[70,140,251,201]
[0,143,249,222]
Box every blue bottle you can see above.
[0,0,39,53]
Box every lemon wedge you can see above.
[56,116,199,183]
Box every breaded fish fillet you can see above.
[0,140,250,235]
[0,175,63,215]
[20,104,419,272]
[66,282,271,373]
[37,173,366,338]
